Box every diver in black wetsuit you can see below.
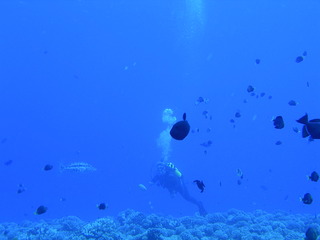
[151,162,207,216]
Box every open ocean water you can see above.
[0,0,320,239]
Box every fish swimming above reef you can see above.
[247,85,255,93]
[308,171,319,182]
[195,97,209,105]
[200,140,212,148]
[194,180,205,193]
[297,114,320,140]
[273,116,284,129]
[60,162,97,172]
[296,56,304,63]
[301,193,313,205]
[97,203,107,210]
[170,113,190,140]
[35,205,48,215]
[44,164,53,171]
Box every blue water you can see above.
[0,0,320,224]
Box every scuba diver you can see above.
[150,162,207,216]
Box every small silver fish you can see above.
[60,162,96,172]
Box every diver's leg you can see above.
[178,181,207,216]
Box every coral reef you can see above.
[0,209,318,240]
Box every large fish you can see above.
[296,114,320,139]
[170,113,190,140]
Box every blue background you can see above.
[0,0,320,222]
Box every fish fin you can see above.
[296,114,308,124]
[302,126,310,138]
[183,113,187,121]
[309,136,314,142]
[309,119,320,122]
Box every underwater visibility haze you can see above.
[1,0,320,239]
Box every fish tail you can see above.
[297,114,308,124]
[302,126,310,138]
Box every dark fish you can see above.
[292,127,300,133]
[170,113,190,140]
[247,85,254,93]
[275,141,282,145]
[309,171,319,182]
[200,140,212,147]
[273,116,284,129]
[237,168,244,179]
[202,110,209,119]
[288,100,297,106]
[303,51,308,57]
[17,184,25,194]
[4,160,13,166]
[268,95,272,100]
[235,112,241,118]
[44,164,53,171]
[97,203,107,210]
[237,179,242,185]
[297,114,320,139]
[230,119,235,123]
[196,97,204,104]
[17,188,25,194]
[296,56,304,63]
[301,193,313,204]
[305,227,318,240]
[307,81,310,87]
[35,205,48,215]
[193,180,205,193]
[195,97,209,105]
[260,92,265,97]
[255,59,261,64]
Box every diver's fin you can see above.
[297,114,308,124]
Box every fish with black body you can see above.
[44,164,53,171]
[194,180,205,193]
[305,227,318,240]
[309,171,319,182]
[273,116,284,129]
[247,85,254,93]
[97,203,107,210]
[297,114,320,140]
[170,113,190,140]
[35,205,48,215]
[301,193,313,205]
[288,100,297,106]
